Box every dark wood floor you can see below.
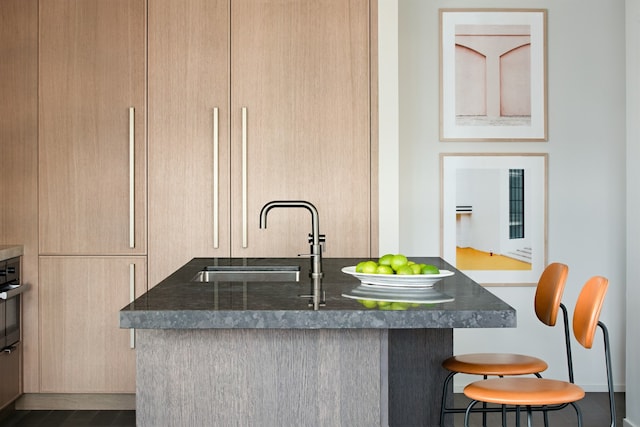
[0,393,625,426]
[0,410,135,427]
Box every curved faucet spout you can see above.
[259,200,323,278]
[259,200,320,246]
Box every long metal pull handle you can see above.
[213,108,219,249]
[129,263,136,349]
[242,107,248,248]
[128,107,135,249]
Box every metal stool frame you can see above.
[463,278,616,427]
[440,302,575,427]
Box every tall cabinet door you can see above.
[0,0,39,393]
[38,0,147,255]
[148,0,231,287]
[39,257,146,393]
[230,0,373,258]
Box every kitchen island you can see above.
[120,257,515,427]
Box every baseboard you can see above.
[15,393,135,410]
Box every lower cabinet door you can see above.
[39,256,146,393]
[0,342,21,410]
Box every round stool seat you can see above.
[464,377,585,406]
[442,353,548,376]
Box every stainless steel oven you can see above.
[0,257,24,350]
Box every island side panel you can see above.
[136,329,383,427]
[388,328,453,427]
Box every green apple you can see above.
[420,264,440,274]
[376,265,394,274]
[360,261,378,274]
[409,264,422,274]
[355,261,368,273]
[396,265,414,275]
[378,254,394,266]
[390,254,409,271]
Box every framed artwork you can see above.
[440,9,548,141]
[440,153,548,286]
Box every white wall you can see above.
[625,2,639,425]
[377,0,400,254]
[378,0,629,402]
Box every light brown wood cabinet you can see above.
[0,0,38,394]
[147,0,231,286]
[36,0,148,395]
[6,0,378,399]
[39,257,146,393]
[38,0,147,255]
[148,0,377,286]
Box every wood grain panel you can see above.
[230,0,373,258]
[388,329,454,427]
[147,0,231,287]
[39,257,146,393]
[136,329,382,427]
[38,0,147,255]
[0,0,39,392]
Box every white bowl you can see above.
[341,266,454,288]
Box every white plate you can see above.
[342,286,454,304]
[341,266,454,288]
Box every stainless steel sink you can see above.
[191,265,300,282]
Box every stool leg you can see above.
[516,406,521,427]
[543,405,549,427]
[439,371,456,427]
[464,400,480,427]
[502,404,507,427]
[571,401,584,427]
[527,406,533,427]
[533,373,550,427]
[482,375,488,427]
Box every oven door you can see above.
[4,295,19,347]
[0,300,6,349]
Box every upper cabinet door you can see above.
[147,0,231,287]
[38,0,147,255]
[230,0,373,258]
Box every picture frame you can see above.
[439,9,548,141]
[440,153,548,286]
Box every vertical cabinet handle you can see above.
[213,108,219,249]
[128,107,135,249]
[242,107,248,248]
[129,263,136,349]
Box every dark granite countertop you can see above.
[120,257,516,329]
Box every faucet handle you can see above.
[308,233,326,243]
[308,233,326,254]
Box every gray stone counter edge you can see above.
[120,308,516,329]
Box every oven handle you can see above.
[3,345,17,354]
[0,283,29,300]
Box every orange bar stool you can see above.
[439,263,571,427]
[462,276,615,427]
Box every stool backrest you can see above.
[534,262,569,326]
[573,276,609,349]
